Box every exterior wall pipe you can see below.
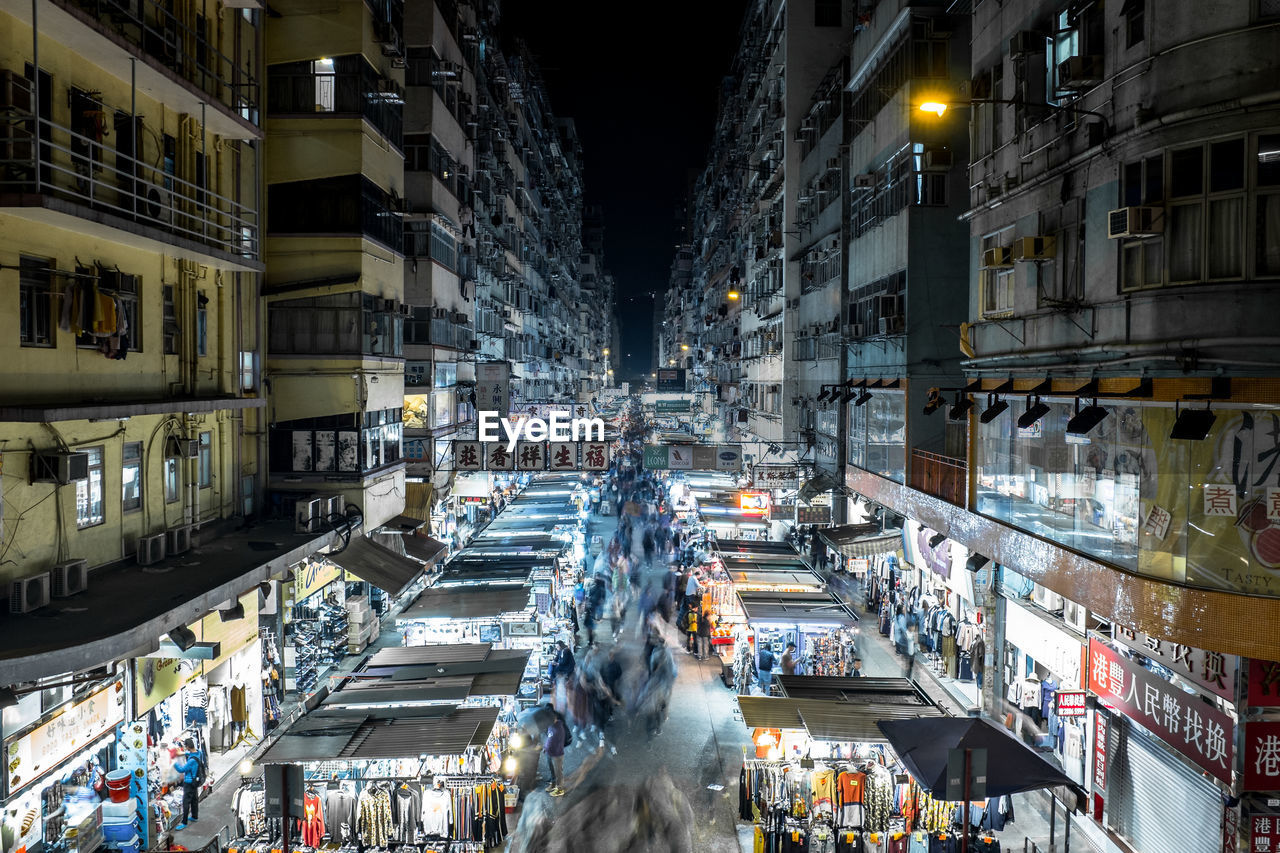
[960,337,1280,370]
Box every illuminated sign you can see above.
[739,492,770,515]
[1055,690,1087,717]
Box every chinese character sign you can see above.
[486,443,514,471]
[1143,503,1172,540]
[1245,722,1280,791]
[454,441,483,471]
[548,442,577,471]
[476,362,510,417]
[516,441,545,470]
[1204,484,1239,517]
[1253,815,1280,853]
[1088,638,1235,783]
[582,442,609,472]
[1093,713,1108,792]
[1055,690,1087,717]
[1111,625,1237,700]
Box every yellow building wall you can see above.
[0,414,240,583]
[263,237,404,301]
[264,117,405,195]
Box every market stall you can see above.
[736,591,859,679]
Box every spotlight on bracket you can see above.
[948,393,974,420]
[966,554,990,573]
[927,531,947,549]
[219,602,245,622]
[854,384,873,407]
[168,626,198,652]
[1170,403,1216,441]
[1066,398,1109,436]
[1017,395,1051,430]
[979,393,1009,424]
[922,387,945,416]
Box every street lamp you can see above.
[727,289,740,300]
[603,348,610,356]
[918,96,1109,133]
[680,344,690,352]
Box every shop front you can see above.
[736,591,859,681]
[2,679,127,853]
[130,591,263,839]
[280,559,347,696]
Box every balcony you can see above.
[1,115,258,264]
[267,57,403,148]
[909,449,967,508]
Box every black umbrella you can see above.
[877,716,1079,799]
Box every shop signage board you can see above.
[668,445,694,470]
[739,492,770,515]
[1244,722,1280,791]
[548,442,577,471]
[1087,638,1235,783]
[583,442,609,471]
[295,560,342,603]
[755,466,800,490]
[1093,712,1108,793]
[5,683,126,796]
[475,362,510,417]
[1005,601,1086,688]
[515,441,546,470]
[453,440,609,472]
[643,445,670,469]
[116,720,150,848]
[691,445,718,470]
[905,520,956,580]
[459,495,488,505]
[1055,690,1087,717]
[1111,624,1237,701]
[656,368,686,392]
[1250,658,1280,707]
[716,446,743,471]
[641,444,743,472]
[656,399,691,413]
[796,505,831,525]
[1252,815,1280,853]
[1226,802,1240,853]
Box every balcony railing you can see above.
[1,115,258,259]
[67,0,259,124]
[910,448,967,508]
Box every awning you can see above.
[404,481,434,521]
[736,591,858,626]
[400,584,532,620]
[727,569,825,590]
[798,472,839,503]
[379,513,429,532]
[328,648,531,704]
[328,535,426,598]
[258,705,497,763]
[738,689,944,743]
[818,524,902,558]
[402,534,449,566]
[714,538,803,557]
[454,474,492,498]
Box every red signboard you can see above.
[1252,814,1280,853]
[1087,638,1235,784]
[1251,659,1280,708]
[1055,690,1087,717]
[1245,722,1280,792]
[1093,712,1108,793]
[459,496,488,505]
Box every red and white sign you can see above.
[1056,690,1087,717]
[1088,638,1235,784]
[1093,713,1108,793]
[739,492,770,515]
[1252,814,1280,853]
[1245,722,1280,792]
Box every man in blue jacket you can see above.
[173,739,205,829]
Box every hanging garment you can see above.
[420,787,452,838]
[230,685,248,723]
[323,787,356,841]
[837,771,865,828]
[391,786,420,843]
[300,791,325,847]
[357,784,393,847]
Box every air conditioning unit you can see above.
[50,560,88,598]
[399,303,414,317]
[1057,56,1103,89]
[1008,31,1042,58]
[142,181,173,224]
[847,323,865,337]
[10,572,51,614]
[167,437,199,459]
[31,451,89,485]
[451,310,469,324]
[432,306,449,319]
[981,247,1015,268]
[787,297,800,309]
[295,497,323,534]
[381,298,396,313]
[323,494,345,521]
[166,524,193,556]
[1108,206,1164,239]
[826,157,841,171]
[137,533,167,566]
[853,174,874,189]
[923,148,953,170]
[879,315,904,335]
[1014,236,1058,261]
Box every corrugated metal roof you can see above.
[258,706,497,763]
[737,696,944,743]
[737,591,858,626]
[715,539,804,556]
[727,570,825,590]
[366,644,494,667]
[401,534,449,566]
[776,676,936,706]
[400,584,532,620]
[328,535,425,598]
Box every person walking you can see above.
[757,643,776,695]
[851,657,865,677]
[543,715,567,797]
[173,738,205,829]
[893,605,908,656]
[682,606,699,656]
[696,602,714,661]
[903,626,919,681]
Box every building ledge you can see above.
[0,518,340,684]
[0,395,265,423]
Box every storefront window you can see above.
[847,390,906,483]
[977,400,1280,596]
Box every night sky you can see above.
[502,1,749,381]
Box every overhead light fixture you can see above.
[922,388,944,416]
[966,554,990,573]
[816,386,832,404]
[979,393,1009,424]
[1170,404,1217,441]
[728,289,740,300]
[948,393,974,420]
[0,687,19,709]
[219,602,245,622]
[258,581,272,598]
[168,626,198,652]
[1066,398,1109,436]
[839,382,859,404]
[919,101,948,116]
[854,385,873,407]
[927,532,947,549]
[1017,395,1051,430]
[283,568,297,583]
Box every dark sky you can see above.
[501,1,748,380]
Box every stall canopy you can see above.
[738,678,943,743]
[400,583,532,620]
[736,591,858,626]
[258,705,497,763]
[715,539,805,557]
[877,717,1080,799]
[325,645,531,704]
[401,533,449,566]
[379,513,429,533]
[817,524,902,558]
[328,535,427,598]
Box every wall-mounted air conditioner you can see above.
[31,451,89,485]
[10,572,51,613]
[1014,236,1057,261]
[295,497,323,534]
[1057,56,1103,89]
[50,559,88,598]
[879,315,904,335]
[166,524,193,556]
[142,181,173,224]
[137,533,167,566]
[981,247,1015,268]
[923,148,953,170]
[1008,31,1042,58]
[853,174,874,189]
[167,437,199,459]
[1108,207,1163,239]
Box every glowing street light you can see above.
[603,348,610,356]
[681,344,690,351]
[919,101,948,117]
[728,289,740,300]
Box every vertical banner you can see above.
[476,362,510,417]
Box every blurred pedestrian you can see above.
[682,606,699,655]
[757,643,776,694]
[696,601,713,660]
[543,715,567,796]
[904,626,919,681]
[781,642,798,676]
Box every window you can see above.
[19,256,55,347]
[1260,0,1280,19]
[1258,133,1280,276]
[814,0,841,27]
[197,300,208,357]
[163,286,178,354]
[240,351,257,391]
[198,432,212,488]
[979,231,1015,317]
[76,447,105,528]
[241,474,255,517]
[1122,0,1144,47]
[164,457,180,503]
[76,267,141,351]
[122,442,142,512]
